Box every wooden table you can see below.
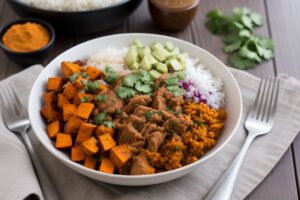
[1,0,300,199]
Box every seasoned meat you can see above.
[164,115,192,134]
[130,154,154,175]
[161,110,174,120]
[141,123,164,138]
[155,74,168,86]
[97,90,124,114]
[147,131,166,152]
[128,114,146,126]
[119,123,142,145]
[153,94,166,110]
[124,95,152,113]
[169,95,185,111]
[133,105,163,123]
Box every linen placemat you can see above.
[1,65,300,200]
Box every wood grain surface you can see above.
[0,0,299,199]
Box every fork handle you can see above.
[204,132,256,200]
[21,131,60,200]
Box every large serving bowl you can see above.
[28,33,242,186]
[6,0,142,35]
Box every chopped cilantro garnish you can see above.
[80,96,90,103]
[95,94,107,102]
[80,72,89,78]
[134,82,152,93]
[69,73,79,82]
[103,121,115,128]
[167,86,185,97]
[165,76,179,86]
[93,112,106,125]
[84,82,99,93]
[104,67,118,84]
[145,111,153,121]
[117,86,137,99]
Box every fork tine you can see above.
[260,76,273,121]
[252,76,268,119]
[10,84,27,115]
[1,85,19,116]
[267,78,280,122]
[249,78,264,118]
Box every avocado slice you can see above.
[133,39,143,48]
[149,70,162,79]
[155,62,168,74]
[140,56,152,71]
[165,42,175,51]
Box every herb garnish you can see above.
[164,75,185,97]
[103,121,116,128]
[80,72,89,78]
[80,96,90,103]
[104,67,118,84]
[69,73,79,82]
[145,111,153,120]
[205,7,274,69]
[84,82,99,93]
[95,94,107,102]
[93,111,106,125]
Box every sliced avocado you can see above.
[138,47,151,59]
[151,42,164,51]
[174,71,186,80]
[145,54,158,65]
[125,46,138,67]
[165,42,175,51]
[177,53,189,68]
[170,47,180,56]
[152,48,170,62]
[133,39,143,48]
[155,62,168,74]
[140,56,152,71]
[169,58,184,71]
[149,70,162,79]
[131,62,140,70]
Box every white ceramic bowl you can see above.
[28,33,242,186]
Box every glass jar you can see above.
[148,0,199,32]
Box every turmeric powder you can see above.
[2,22,50,53]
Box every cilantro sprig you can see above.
[164,75,185,97]
[205,7,274,69]
[104,67,118,84]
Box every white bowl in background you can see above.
[28,33,242,186]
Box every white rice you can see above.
[185,58,225,109]
[86,47,130,73]
[18,0,125,11]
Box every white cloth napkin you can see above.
[1,65,300,200]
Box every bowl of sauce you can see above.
[0,18,55,67]
[149,0,199,32]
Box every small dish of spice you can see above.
[0,18,55,67]
[149,0,199,32]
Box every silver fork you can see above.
[204,76,280,200]
[0,84,60,200]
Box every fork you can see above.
[204,76,280,200]
[0,84,60,200]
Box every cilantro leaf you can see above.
[84,82,99,93]
[228,54,256,69]
[69,73,79,82]
[250,12,263,26]
[117,86,137,99]
[95,94,107,102]
[167,86,185,97]
[80,72,89,78]
[145,111,153,121]
[123,74,138,87]
[80,96,90,103]
[164,75,179,86]
[258,37,275,50]
[239,44,262,62]
[104,67,118,84]
[223,40,241,53]
[103,121,115,128]
[93,112,106,125]
[135,82,152,93]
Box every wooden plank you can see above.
[128,0,193,43]
[246,148,298,200]
[192,0,274,77]
[265,0,300,195]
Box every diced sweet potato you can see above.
[61,61,82,78]
[63,83,77,100]
[95,125,115,137]
[99,157,115,174]
[72,93,94,106]
[81,137,99,156]
[63,104,77,121]
[99,84,109,92]
[47,120,60,139]
[47,77,63,91]
[75,103,94,120]
[84,156,97,169]
[110,145,132,168]
[98,134,116,151]
[41,104,62,122]
[64,116,84,134]
[71,146,85,162]
[85,66,102,80]
[58,93,70,108]
[76,123,97,144]
[72,76,85,89]
[43,92,57,104]
[55,133,72,149]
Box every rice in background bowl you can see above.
[28,33,242,186]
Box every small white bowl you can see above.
[28,33,242,186]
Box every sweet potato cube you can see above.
[72,93,94,106]
[76,123,97,144]
[110,145,132,168]
[55,133,72,149]
[41,104,62,122]
[71,146,85,162]
[47,77,63,91]
[43,92,57,104]
[95,125,115,137]
[63,83,77,100]
[99,84,109,92]
[63,104,77,121]
[99,157,115,174]
[98,134,116,151]
[64,116,84,134]
[84,156,97,169]
[72,76,85,89]
[81,137,99,156]
[86,66,102,80]
[75,103,94,120]
[47,120,60,139]
[58,94,70,108]
[61,61,82,77]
